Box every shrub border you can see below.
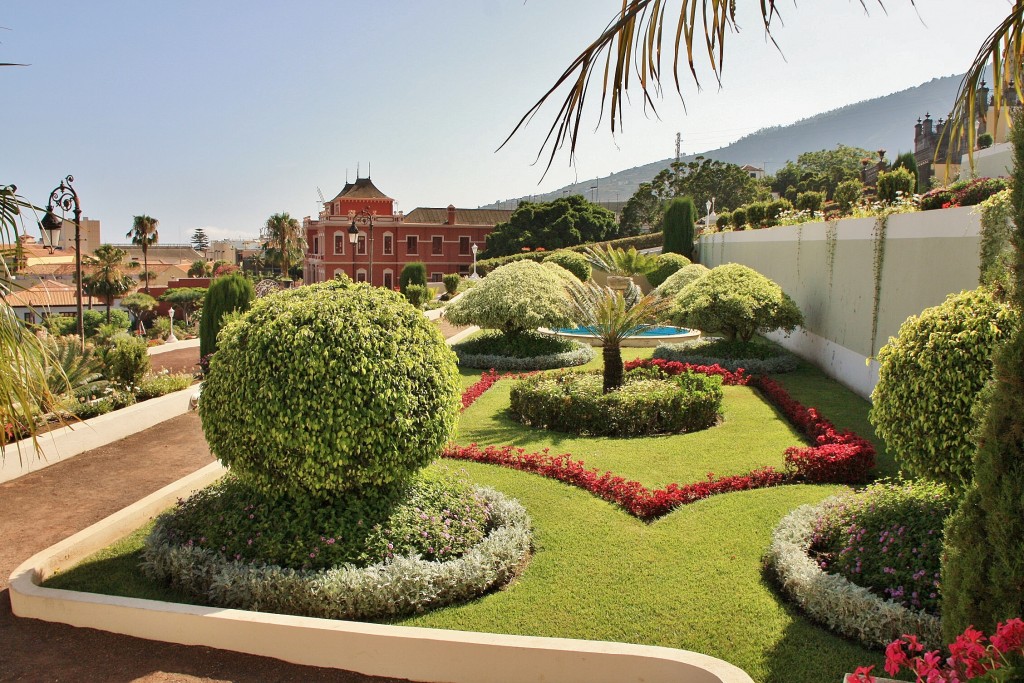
[653,343,800,375]
[142,486,532,621]
[452,339,595,371]
[764,499,941,650]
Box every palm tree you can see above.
[565,280,673,393]
[508,2,1024,170]
[83,244,138,324]
[584,245,658,278]
[261,213,303,281]
[126,215,159,294]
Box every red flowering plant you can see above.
[851,619,1024,682]
[623,357,751,385]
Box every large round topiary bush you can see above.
[653,263,709,299]
[200,279,461,499]
[645,252,692,288]
[543,250,592,281]
[870,287,1018,492]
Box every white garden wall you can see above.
[697,206,982,398]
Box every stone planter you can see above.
[606,275,632,292]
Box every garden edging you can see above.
[0,385,196,485]
[9,462,755,683]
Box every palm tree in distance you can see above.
[261,213,303,281]
[83,244,138,324]
[507,1,1024,172]
[126,215,159,294]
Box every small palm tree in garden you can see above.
[566,280,673,392]
[261,212,303,281]
[126,215,159,294]
[83,245,137,323]
[584,244,657,278]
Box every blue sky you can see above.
[1,1,1009,244]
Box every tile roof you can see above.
[402,208,513,226]
[4,280,102,308]
[331,177,393,201]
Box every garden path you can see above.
[0,320,466,683]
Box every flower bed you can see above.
[452,367,878,518]
[653,341,800,375]
[623,357,751,385]
[451,330,595,371]
[141,486,531,620]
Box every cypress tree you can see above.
[399,261,427,294]
[662,197,697,257]
[892,151,921,193]
[199,273,255,358]
[940,109,1024,640]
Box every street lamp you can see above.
[40,175,84,350]
[705,196,716,232]
[470,243,480,280]
[349,208,375,285]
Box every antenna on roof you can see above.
[316,187,325,207]
[368,161,371,178]
[356,162,361,178]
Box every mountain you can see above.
[481,74,965,208]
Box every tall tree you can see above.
[190,228,210,254]
[484,195,617,257]
[126,214,159,294]
[82,244,138,323]
[662,197,697,257]
[261,212,303,281]
[768,145,872,199]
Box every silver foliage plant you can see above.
[652,343,799,375]
[141,487,532,620]
[452,342,595,371]
[764,499,941,650]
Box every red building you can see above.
[302,177,512,289]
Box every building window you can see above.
[383,270,394,290]
[406,235,418,254]
[312,236,320,256]
[383,233,394,255]
[333,234,345,255]
[432,236,443,255]
[357,234,367,255]
[459,236,470,255]
[431,272,443,283]
[356,269,367,283]
[23,311,35,324]
[459,264,470,276]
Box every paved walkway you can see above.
[0,317,471,682]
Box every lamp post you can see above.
[40,175,84,350]
[705,196,716,232]
[349,208,375,285]
[347,221,359,281]
[470,243,479,279]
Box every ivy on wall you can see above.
[869,214,889,356]
[796,224,804,280]
[825,219,839,292]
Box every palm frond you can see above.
[565,279,673,345]
[502,0,890,172]
[584,244,658,277]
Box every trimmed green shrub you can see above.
[715,212,731,229]
[509,370,723,437]
[870,288,1017,492]
[978,132,994,149]
[443,260,572,337]
[135,373,194,401]
[672,264,804,342]
[745,202,766,228]
[404,283,428,308]
[645,252,692,288]
[834,179,863,214]
[451,330,594,371]
[810,479,956,616]
[542,250,591,281]
[891,152,919,192]
[876,167,916,203]
[653,337,800,374]
[442,273,461,296]
[104,334,151,388]
[662,197,697,256]
[795,191,825,216]
[200,280,461,500]
[199,273,254,358]
[64,397,114,420]
[730,207,747,228]
[941,107,1024,642]
[399,261,427,294]
[653,263,709,299]
[765,199,792,227]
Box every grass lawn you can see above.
[45,348,889,683]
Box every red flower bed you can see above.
[753,376,875,483]
[623,357,750,385]
[443,442,786,519]
[449,367,876,518]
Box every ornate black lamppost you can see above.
[348,208,375,285]
[39,175,84,350]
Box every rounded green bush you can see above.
[870,288,1018,492]
[654,263,709,299]
[443,260,572,336]
[543,250,592,281]
[200,280,461,499]
[672,264,804,342]
[645,252,692,288]
[509,370,723,436]
[199,273,254,358]
[104,334,151,387]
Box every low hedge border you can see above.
[508,371,723,437]
[452,340,595,371]
[141,486,532,621]
[764,500,942,650]
[653,343,800,375]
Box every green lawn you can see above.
[45,349,889,683]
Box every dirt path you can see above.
[0,316,473,682]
